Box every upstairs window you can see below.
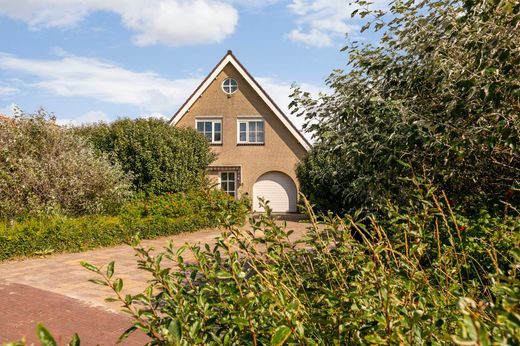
[222,78,238,94]
[196,119,222,144]
[238,119,264,144]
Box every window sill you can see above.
[237,143,265,146]
[210,143,223,146]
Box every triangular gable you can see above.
[169,51,311,151]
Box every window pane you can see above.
[214,122,221,131]
[214,132,221,142]
[205,133,212,141]
[257,121,264,131]
[221,172,228,180]
[258,131,264,143]
[249,131,256,143]
[228,172,235,180]
[205,122,212,132]
[229,182,235,192]
[240,132,246,142]
[230,79,237,87]
[197,122,204,132]
[249,122,256,132]
[239,122,246,131]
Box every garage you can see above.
[252,172,297,213]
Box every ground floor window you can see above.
[220,172,236,197]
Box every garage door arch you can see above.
[252,171,297,213]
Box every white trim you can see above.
[169,53,311,151]
[237,118,265,144]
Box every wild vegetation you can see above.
[76,118,216,195]
[82,192,519,345]
[0,109,131,219]
[294,0,519,214]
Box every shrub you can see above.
[293,0,520,213]
[85,191,519,345]
[77,118,216,195]
[0,190,248,261]
[0,110,131,219]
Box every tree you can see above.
[294,0,520,213]
[0,109,131,218]
[77,118,216,195]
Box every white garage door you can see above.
[253,172,297,213]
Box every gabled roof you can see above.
[169,51,311,151]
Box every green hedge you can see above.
[0,190,249,261]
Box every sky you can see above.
[0,0,387,132]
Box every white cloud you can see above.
[287,0,388,47]
[0,53,200,113]
[0,0,238,46]
[56,110,110,126]
[287,28,333,48]
[0,85,19,97]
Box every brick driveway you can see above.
[0,216,309,344]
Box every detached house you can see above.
[170,51,310,213]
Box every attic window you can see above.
[222,78,238,94]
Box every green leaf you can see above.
[271,325,292,346]
[36,324,57,346]
[106,261,115,279]
[88,279,108,286]
[114,278,124,293]
[216,271,233,280]
[168,319,182,343]
[118,326,137,342]
[80,261,99,273]
[68,333,80,346]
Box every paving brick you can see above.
[0,216,310,344]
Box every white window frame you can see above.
[222,78,238,94]
[195,118,222,144]
[237,118,265,144]
[220,171,236,197]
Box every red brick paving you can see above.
[0,283,149,345]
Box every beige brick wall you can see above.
[175,63,307,197]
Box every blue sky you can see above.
[0,0,386,130]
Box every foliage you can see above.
[0,109,131,219]
[85,192,519,345]
[293,0,520,213]
[0,189,248,261]
[1,323,79,346]
[77,118,216,195]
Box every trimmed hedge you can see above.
[0,190,249,261]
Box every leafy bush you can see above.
[0,190,248,261]
[77,118,216,195]
[0,110,131,219]
[85,192,519,345]
[293,0,520,213]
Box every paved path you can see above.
[0,215,310,344]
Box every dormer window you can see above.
[222,78,238,94]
